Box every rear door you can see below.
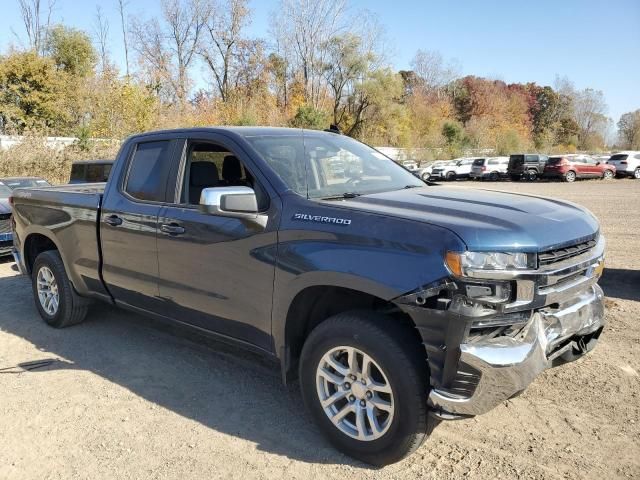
[100,136,179,311]
[155,132,280,351]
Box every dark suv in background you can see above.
[508,154,549,181]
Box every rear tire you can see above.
[563,170,576,182]
[488,171,499,182]
[445,171,456,181]
[526,169,538,181]
[602,169,614,180]
[32,250,90,328]
[299,311,430,466]
[634,168,640,179]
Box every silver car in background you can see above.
[470,156,510,181]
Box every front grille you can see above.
[0,240,11,249]
[539,239,597,267]
[0,217,11,235]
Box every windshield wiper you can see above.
[321,192,362,200]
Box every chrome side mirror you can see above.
[199,186,267,227]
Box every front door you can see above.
[155,135,279,352]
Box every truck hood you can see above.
[334,186,599,252]
[0,198,11,214]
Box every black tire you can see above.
[563,170,576,182]
[526,169,538,181]
[32,250,90,328]
[488,171,499,182]
[634,168,640,180]
[445,171,456,181]
[421,172,430,181]
[299,311,430,466]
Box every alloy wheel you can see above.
[37,266,59,316]
[316,346,395,441]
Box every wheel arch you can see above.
[274,275,424,383]
[23,231,62,275]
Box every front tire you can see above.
[299,311,430,466]
[445,171,456,181]
[32,250,90,328]
[526,169,538,181]
[634,168,640,179]
[488,171,500,182]
[602,169,614,180]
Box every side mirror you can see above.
[199,186,267,227]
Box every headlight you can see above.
[445,251,536,277]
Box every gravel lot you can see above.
[1,179,639,479]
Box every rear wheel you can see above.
[602,169,614,180]
[526,169,538,181]
[563,170,576,182]
[32,250,90,328]
[445,171,456,181]
[299,311,430,466]
[488,171,500,182]
[634,168,640,179]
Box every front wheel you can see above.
[445,171,456,181]
[299,311,430,466]
[603,169,614,180]
[634,168,640,179]
[526,169,538,181]
[32,250,90,328]
[488,171,500,182]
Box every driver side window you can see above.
[180,141,268,210]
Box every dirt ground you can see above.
[1,179,639,479]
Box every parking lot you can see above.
[0,180,638,479]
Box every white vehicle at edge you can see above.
[470,157,510,181]
[607,151,640,179]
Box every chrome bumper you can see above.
[428,283,605,417]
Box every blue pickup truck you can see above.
[10,127,606,465]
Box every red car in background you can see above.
[543,155,616,182]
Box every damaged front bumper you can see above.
[396,236,606,419]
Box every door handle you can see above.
[160,223,186,235]
[104,215,123,226]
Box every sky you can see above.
[0,0,638,123]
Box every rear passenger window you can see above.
[125,141,173,202]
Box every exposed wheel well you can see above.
[284,286,424,377]
[24,234,58,274]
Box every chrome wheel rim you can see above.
[604,170,613,179]
[566,172,575,182]
[316,346,394,441]
[635,169,640,179]
[37,266,59,316]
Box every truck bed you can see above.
[11,183,107,298]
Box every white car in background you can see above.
[416,160,448,180]
[607,151,640,179]
[470,157,510,181]
[401,160,419,171]
[431,158,476,181]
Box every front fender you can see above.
[271,201,466,367]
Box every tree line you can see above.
[1,0,638,159]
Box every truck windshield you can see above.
[246,132,423,199]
